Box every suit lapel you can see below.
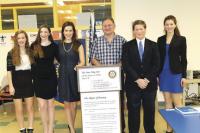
[169,34,177,48]
[133,39,141,63]
[143,39,149,62]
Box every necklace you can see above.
[41,41,51,46]
[62,42,73,53]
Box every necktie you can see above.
[138,41,144,61]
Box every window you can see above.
[57,4,80,27]
[82,5,111,24]
[1,9,14,30]
[56,0,111,27]
[17,8,54,28]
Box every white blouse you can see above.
[15,54,31,71]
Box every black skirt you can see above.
[12,70,34,99]
[33,76,57,100]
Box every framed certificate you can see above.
[77,66,121,92]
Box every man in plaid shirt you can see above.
[90,17,126,133]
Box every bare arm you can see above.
[75,45,85,70]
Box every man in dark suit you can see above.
[122,20,160,133]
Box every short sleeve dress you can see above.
[58,42,81,102]
[31,43,59,99]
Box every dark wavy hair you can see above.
[31,24,54,58]
[164,15,180,36]
[61,21,80,52]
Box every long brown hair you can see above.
[32,24,54,58]
[12,30,34,66]
[61,21,80,52]
[164,15,180,36]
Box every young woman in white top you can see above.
[7,30,34,133]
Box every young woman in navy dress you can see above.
[7,30,34,133]
[58,21,85,133]
[157,15,187,133]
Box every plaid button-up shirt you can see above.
[90,35,126,65]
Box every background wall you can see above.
[0,45,12,88]
[114,0,200,70]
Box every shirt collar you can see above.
[136,38,145,45]
[103,33,116,43]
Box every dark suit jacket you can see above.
[122,38,160,92]
[157,35,187,78]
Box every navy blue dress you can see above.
[159,44,183,93]
[58,42,80,102]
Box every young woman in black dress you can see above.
[31,25,59,133]
[7,30,34,133]
[58,21,85,133]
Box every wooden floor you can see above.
[0,100,167,133]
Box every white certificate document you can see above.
[81,91,121,133]
[78,66,121,92]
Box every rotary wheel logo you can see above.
[108,70,116,78]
